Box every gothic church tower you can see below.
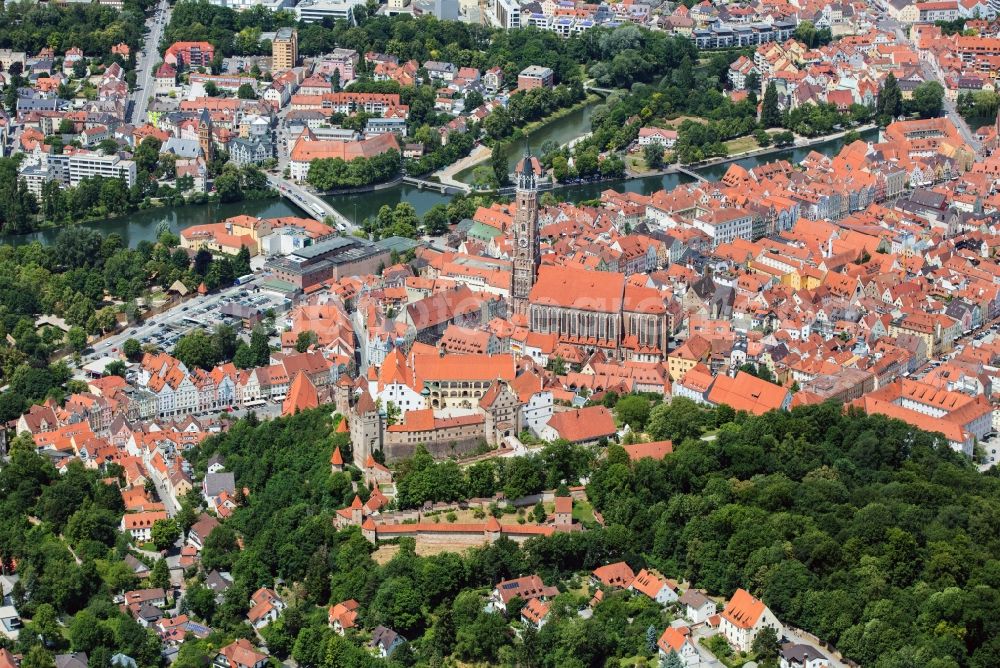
[510,152,540,319]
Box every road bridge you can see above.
[267,175,355,230]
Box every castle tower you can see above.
[350,389,382,468]
[510,150,540,319]
[333,375,352,417]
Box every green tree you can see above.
[214,170,243,203]
[68,611,108,653]
[234,245,251,276]
[22,646,54,668]
[29,603,63,648]
[104,360,127,377]
[643,142,665,169]
[133,137,161,174]
[647,397,705,442]
[370,576,424,635]
[422,203,450,235]
[173,330,220,371]
[233,343,257,369]
[150,558,170,590]
[67,326,87,352]
[212,323,238,361]
[547,356,567,375]
[614,394,652,431]
[491,142,509,187]
[909,81,944,119]
[773,130,795,146]
[248,326,271,366]
[150,518,180,551]
[661,650,684,668]
[237,83,257,99]
[752,626,781,661]
[186,585,216,621]
[465,90,484,111]
[761,81,782,128]
[295,330,318,353]
[876,72,903,122]
[122,338,142,361]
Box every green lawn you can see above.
[626,154,650,173]
[723,135,760,155]
[572,499,596,525]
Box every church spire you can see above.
[515,148,538,192]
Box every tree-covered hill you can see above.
[589,399,1000,668]
[186,403,1000,667]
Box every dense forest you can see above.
[0,1,151,55]
[177,403,1000,668]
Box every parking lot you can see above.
[84,277,291,366]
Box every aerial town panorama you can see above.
[0,0,999,667]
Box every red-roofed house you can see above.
[657,626,698,665]
[622,440,673,462]
[121,511,168,542]
[214,639,269,668]
[542,405,617,445]
[591,562,636,590]
[164,42,215,69]
[328,599,359,635]
[628,569,679,605]
[488,575,559,612]
[520,597,551,629]
[247,588,286,629]
[720,588,783,652]
[282,372,319,416]
[706,371,791,416]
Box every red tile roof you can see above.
[546,405,617,443]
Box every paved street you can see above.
[919,55,982,153]
[876,14,982,155]
[129,0,171,125]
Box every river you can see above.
[451,102,598,184]
[5,118,878,246]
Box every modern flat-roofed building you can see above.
[19,147,136,196]
[517,66,554,90]
[495,0,521,29]
[265,237,391,290]
[295,0,365,23]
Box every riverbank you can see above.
[688,123,879,170]
[436,145,492,190]
[1,189,275,240]
[449,95,602,184]
[314,176,405,197]
[515,94,601,141]
[623,124,879,180]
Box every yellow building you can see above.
[272,27,298,70]
[667,334,712,381]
